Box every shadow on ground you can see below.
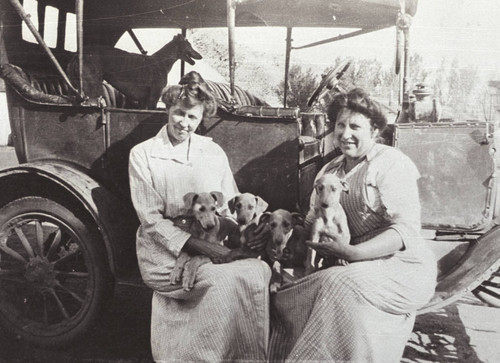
[0,285,491,363]
[403,295,485,362]
[0,284,154,363]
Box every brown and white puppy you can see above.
[170,191,239,291]
[220,193,269,261]
[229,193,269,233]
[305,174,350,275]
[261,209,308,293]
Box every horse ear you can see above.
[291,212,304,226]
[183,192,198,208]
[210,191,224,206]
[228,195,240,214]
[255,196,269,214]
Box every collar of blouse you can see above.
[149,127,212,164]
[325,143,385,175]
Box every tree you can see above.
[275,64,319,110]
[434,57,483,120]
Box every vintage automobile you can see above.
[0,0,499,348]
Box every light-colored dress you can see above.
[129,127,271,362]
[269,143,437,363]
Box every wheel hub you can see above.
[24,256,56,288]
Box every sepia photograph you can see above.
[0,0,499,362]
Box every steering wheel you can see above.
[307,60,351,108]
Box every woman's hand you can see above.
[307,228,405,262]
[183,236,232,264]
[305,237,351,261]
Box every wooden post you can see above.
[76,0,84,98]
[227,0,236,96]
[283,27,292,108]
[181,28,187,77]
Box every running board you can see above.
[419,225,500,313]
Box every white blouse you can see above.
[306,143,426,254]
[129,127,238,287]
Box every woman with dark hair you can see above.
[129,71,271,362]
[269,88,437,362]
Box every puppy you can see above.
[170,191,239,291]
[305,174,350,275]
[220,193,269,261]
[230,193,269,232]
[261,209,308,293]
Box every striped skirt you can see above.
[269,252,436,363]
[150,259,271,362]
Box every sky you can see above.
[230,0,500,77]
[118,0,500,84]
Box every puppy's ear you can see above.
[259,212,272,225]
[291,212,305,226]
[340,180,349,193]
[255,196,269,214]
[314,177,324,194]
[210,191,225,206]
[183,192,198,208]
[228,195,240,214]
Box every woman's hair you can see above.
[327,88,388,130]
[161,71,217,118]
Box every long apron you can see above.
[150,259,271,362]
[269,248,436,363]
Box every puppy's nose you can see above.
[237,218,246,225]
[204,223,215,230]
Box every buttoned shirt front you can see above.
[129,127,238,287]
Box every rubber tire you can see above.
[0,196,114,346]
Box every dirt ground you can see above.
[0,283,498,363]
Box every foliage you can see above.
[275,65,318,109]
[275,57,400,113]
[188,28,489,120]
[274,54,488,121]
[433,57,486,120]
[189,29,283,105]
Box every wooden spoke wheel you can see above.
[0,197,113,346]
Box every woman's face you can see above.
[334,108,378,161]
[166,102,204,144]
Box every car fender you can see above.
[0,162,138,276]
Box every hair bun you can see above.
[179,71,213,101]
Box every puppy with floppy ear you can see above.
[170,191,239,291]
[260,209,308,293]
[183,191,224,237]
[220,193,270,261]
[262,210,307,269]
[228,193,269,234]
